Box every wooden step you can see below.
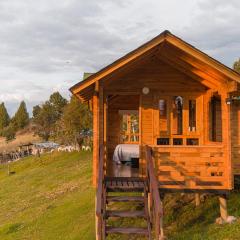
[106,226,149,235]
[107,196,144,203]
[105,177,146,192]
[106,210,146,218]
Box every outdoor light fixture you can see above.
[226,96,240,104]
[226,98,233,105]
[142,87,150,95]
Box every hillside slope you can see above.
[0,130,40,152]
[0,152,95,240]
[0,152,240,240]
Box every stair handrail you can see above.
[145,145,164,239]
[96,145,104,240]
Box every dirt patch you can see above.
[0,132,40,152]
[40,182,79,200]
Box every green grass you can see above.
[0,152,240,240]
[0,151,95,240]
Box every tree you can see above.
[33,92,67,141]
[12,101,29,129]
[32,105,41,118]
[2,124,16,141]
[55,96,92,144]
[33,102,56,141]
[0,102,10,132]
[49,92,68,119]
[233,58,240,73]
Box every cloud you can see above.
[0,0,239,115]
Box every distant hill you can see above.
[0,125,40,152]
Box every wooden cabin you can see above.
[70,30,240,239]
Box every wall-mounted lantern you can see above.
[226,96,240,104]
[142,87,150,95]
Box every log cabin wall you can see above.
[231,101,240,175]
[104,56,210,179]
[101,52,233,190]
[71,31,240,190]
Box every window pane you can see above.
[189,100,196,132]
[173,96,183,135]
[159,99,168,135]
[209,96,222,142]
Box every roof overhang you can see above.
[70,30,240,101]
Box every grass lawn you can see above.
[0,151,240,240]
[0,151,95,240]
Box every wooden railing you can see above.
[96,145,105,240]
[151,145,229,190]
[145,145,164,240]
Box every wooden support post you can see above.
[195,193,200,207]
[95,195,102,240]
[93,82,104,187]
[219,194,228,222]
[159,211,164,240]
[220,91,232,190]
[93,82,99,187]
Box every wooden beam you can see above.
[220,91,233,189]
[163,43,229,85]
[92,82,99,187]
[157,46,223,89]
[71,36,166,94]
[102,48,159,87]
[166,35,240,83]
[156,53,216,89]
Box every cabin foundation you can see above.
[219,194,228,222]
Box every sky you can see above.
[0,0,240,116]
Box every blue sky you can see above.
[0,0,240,115]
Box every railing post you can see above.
[145,145,165,240]
[96,146,104,240]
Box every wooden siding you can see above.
[231,102,240,175]
[104,57,207,93]
[89,44,235,190]
[152,145,228,190]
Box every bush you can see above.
[2,124,16,142]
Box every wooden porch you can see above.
[70,30,240,239]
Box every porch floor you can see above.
[107,161,139,178]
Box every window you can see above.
[173,138,183,145]
[173,96,183,135]
[159,99,168,135]
[187,138,199,145]
[157,138,170,145]
[209,95,222,142]
[189,100,196,132]
[119,111,139,143]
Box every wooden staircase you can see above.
[96,146,164,240]
[104,177,152,239]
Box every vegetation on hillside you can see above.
[32,92,92,145]
[0,101,29,142]
[0,91,92,148]
[233,58,240,73]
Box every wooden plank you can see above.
[106,196,144,202]
[106,227,148,235]
[92,82,99,187]
[106,210,145,218]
